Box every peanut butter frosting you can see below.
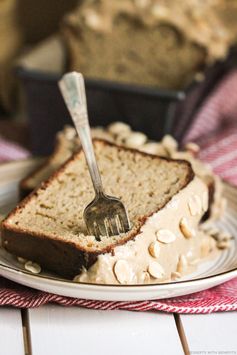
[74,177,218,285]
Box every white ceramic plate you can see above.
[0,159,236,301]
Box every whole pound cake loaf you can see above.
[62,0,237,89]
[2,140,215,283]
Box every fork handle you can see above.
[59,72,104,195]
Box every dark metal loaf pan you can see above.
[16,37,237,156]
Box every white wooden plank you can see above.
[181,312,237,353]
[0,308,24,355]
[28,306,183,355]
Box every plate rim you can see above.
[0,257,236,291]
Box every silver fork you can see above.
[59,72,131,240]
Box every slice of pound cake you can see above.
[19,123,225,222]
[2,140,213,283]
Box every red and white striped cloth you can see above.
[0,70,237,313]
[0,135,30,162]
[184,69,237,186]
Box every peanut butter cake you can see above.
[62,0,237,89]
[20,123,225,221]
[2,140,218,284]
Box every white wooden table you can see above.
[0,306,236,355]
